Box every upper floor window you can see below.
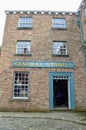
[18,17,32,28]
[84,8,86,17]
[16,41,30,55]
[52,18,66,29]
[53,41,68,55]
[13,72,29,99]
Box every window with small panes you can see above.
[53,41,68,55]
[52,18,66,29]
[13,72,29,99]
[16,41,30,55]
[18,17,32,28]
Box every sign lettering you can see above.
[12,61,74,68]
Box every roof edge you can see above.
[78,0,85,12]
[5,10,77,15]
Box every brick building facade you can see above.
[0,0,86,111]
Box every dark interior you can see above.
[53,79,68,107]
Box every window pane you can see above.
[13,72,29,99]
[85,8,86,17]
[16,41,30,54]
[18,17,32,28]
[53,42,67,55]
[52,18,66,29]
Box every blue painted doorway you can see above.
[49,72,75,110]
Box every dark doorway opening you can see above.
[53,79,68,108]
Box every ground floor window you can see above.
[13,72,29,99]
[84,52,86,73]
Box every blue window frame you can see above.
[52,18,66,29]
[16,41,30,55]
[18,17,32,28]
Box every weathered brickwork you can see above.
[0,1,86,111]
[80,0,86,40]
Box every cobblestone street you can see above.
[0,112,86,130]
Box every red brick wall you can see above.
[0,11,86,111]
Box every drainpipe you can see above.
[77,11,86,75]
[77,11,86,48]
[77,11,84,45]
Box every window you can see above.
[18,17,32,28]
[84,8,86,17]
[16,41,30,55]
[52,18,66,29]
[13,72,29,99]
[84,52,86,72]
[53,41,68,55]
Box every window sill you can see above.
[17,27,32,30]
[52,54,69,57]
[13,54,32,56]
[10,98,30,102]
[52,28,67,31]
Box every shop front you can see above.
[12,60,75,110]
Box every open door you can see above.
[53,79,68,108]
[49,72,75,110]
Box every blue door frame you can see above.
[49,72,75,110]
